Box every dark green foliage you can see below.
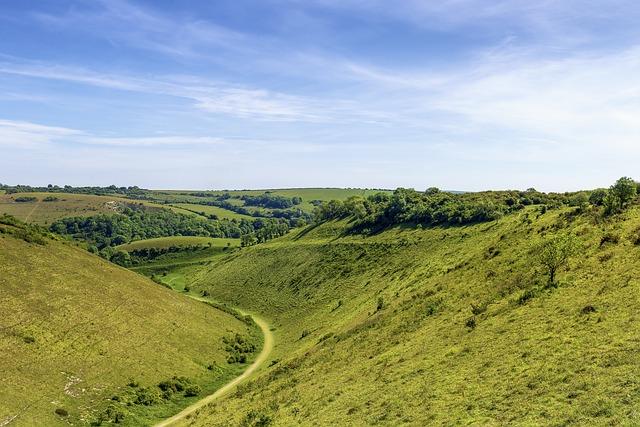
[534,233,578,286]
[581,305,597,315]
[600,233,620,246]
[158,376,199,398]
[241,410,273,427]
[224,333,257,364]
[3,183,149,198]
[604,177,637,215]
[241,192,302,209]
[54,408,68,417]
[313,188,571,232]
[465,317,476,330]
[589,189,607,206]
[470,302,488,315]
[14,196,37,202]
[50,205,290,251]
[133,386,162,405]
[517,288,538,305]
[184,384,202,397]
[43,196,59,202]
[0,214,48,245]
[376,296,385,311]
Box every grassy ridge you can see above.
[0,222,260,426]
[174,205,640,426]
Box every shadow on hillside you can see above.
[292,223,321,240]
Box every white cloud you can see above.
[0,120,82,147]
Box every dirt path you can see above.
[23,200,41,223]
[153,304,274,427]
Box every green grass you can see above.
[149,188,391,213]
[170,203,254,220]
[116,236,240,251]
[0,192,171,225]
[0,222,260,426]
[164,205,640,426]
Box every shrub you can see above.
[376,296,385,311]
[589,189,607,206]
[241,410,273,427]
[14,196,37,202]
[54,408,68,417]
[103,405,126,423]
[465,317,476,330]
[184,384,202,397]
[581,305,597,314]
[600,232,620,246]
[517,288,538,305]
[470,301,488,315]
[134,386,162,405]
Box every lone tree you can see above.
[535,234,578,286]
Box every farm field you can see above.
[0,192,171,225]
[0,218,261,426]
[149,188,392,214]
[169,203,254,220]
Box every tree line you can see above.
[313,177,640,233]
[0,183,150,198]
[50,205,290,251]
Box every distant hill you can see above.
[0,217,261,426]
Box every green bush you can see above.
[54,408,68,417]
[241,409,273,427]
[184,384,202,397]
[14,196,37,203]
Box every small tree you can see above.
[589,188,607,206]
[535,234,578,286]
[605,177,637,214]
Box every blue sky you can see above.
[1,0,640,190]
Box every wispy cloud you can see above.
[33,0,249,59]
[0,119,82,147]
[0,58,363,122]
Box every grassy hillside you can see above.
[170,204,640,426]
[0,192,170,225]
[0,218,261,426]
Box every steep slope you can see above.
[178,205,640,426]
[0,219,261,426]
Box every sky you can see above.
[1,0,640,191]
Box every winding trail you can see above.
[153,303,273,427]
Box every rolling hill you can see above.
[166,203,640,426]
[0,217,261,426]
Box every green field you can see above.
[117,236,240,251]
[0,192,172,225]
[149,188,391,214]
[159,203,640,426]
[170,203,254,220]
[0,219,260,426]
